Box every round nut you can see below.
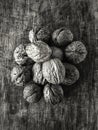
[23,82,42,103]
[37,26,51,42]
[65,41,87,64]
[11,65,31,87]
[51,46,63,60]
[14,44,28,65]
[63,63,80,85]
[42,58,65,84]
[52,27,73,46]
[26,41,52,63]
[43,84,64,105]
[32,63,46,85]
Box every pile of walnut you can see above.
[11,27,87,105]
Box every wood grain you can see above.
[0,0,97,130]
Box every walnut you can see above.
[65,41,87,64]
[26,41,52,63]
[63,63,80,85]
[52,27,73,46]
[23,82,42,103]
[42,58,65,84]
[36,26,51,42]
[14,44,28,65]
[43,84,64,105]
[32,63,46,85]
[11,65,31,87]
[29,29,36,43]
[51,46,63,60]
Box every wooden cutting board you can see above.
[0,0,97,130]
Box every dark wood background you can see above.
[0,0,98,130]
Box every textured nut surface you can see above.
[32,63,46,85]
[23,82,42,103]
[29,29,36,43]
[14,44,28,65]
[37,26,51,42]
[65,41,87,64]
[63,63,80,85]
[11,65,31,86]
[51,46,63,60]
[42,58,65,84]
[52,27,73,46]
[26,41,52,62]
[43,84,64,105]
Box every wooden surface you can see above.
[0,0,98,130]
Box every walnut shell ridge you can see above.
[32,63,46,85]
[26,41,52,63]
[52,27,73,46]
[42,58,65,84]
[37,26,51,42]
[63,63,80,85]
[14,44,28,65]
[65,41,87,64]
[11,65,31,87]
[29,29,36,43]
[23,82,42,103]
[43,84,64,105]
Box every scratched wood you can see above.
[0,0,97,130]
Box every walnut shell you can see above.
[52,27,73,46]
[51,46,63,60]
[11,65,31,87]
[32,63,46,85]
[42,58,65,84]
[37,26,51,42]
[65,41,87,64]
[23,82,42,103]
[43,84,64,105]
[14,44,28,65]
[29,29,36,43]
[63,63,80,85]
[26,41,52,63]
